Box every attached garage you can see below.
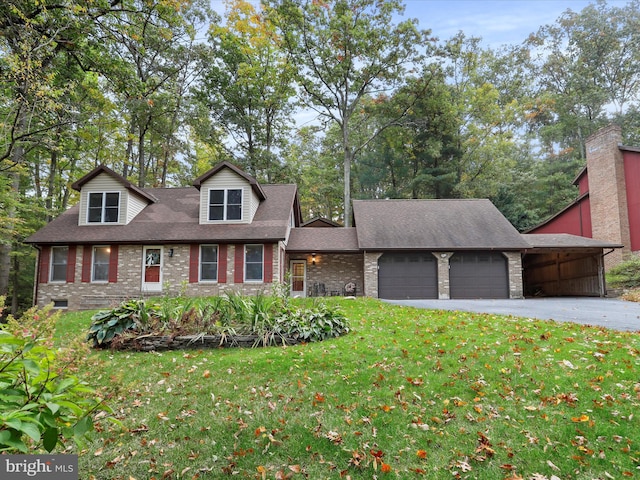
[450,252,509,299]
[378,252,438,299]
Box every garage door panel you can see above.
[450,252,508,299]
[378,253,437,299]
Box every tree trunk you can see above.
[343,124,352,227]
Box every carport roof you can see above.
[521,233,623,249]
[352,199,530,250]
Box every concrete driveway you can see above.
[384,298,640,332]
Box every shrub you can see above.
[606,255,640,289]
[274,303,349,342]
[0,298,107,452]
[87,299,160,347]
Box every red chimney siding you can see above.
[81,246,92,282]
[219,244,227,283]
[39,246,50,284]
[624,151,640,251]
[108,245,118,283]
[66,245,76,283]
[234,245,244,284]
[264,244,273,283]
[189,244,199,283]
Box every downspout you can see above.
[32,245,41,307]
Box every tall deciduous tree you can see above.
[526,0,640,158]
[266,0,429,226]
[198,0,295,182]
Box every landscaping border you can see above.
[111,334,302,351]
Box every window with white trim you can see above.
[50,246,68,282]
[92,246,110,282]
[88,192,120,223]
[200,245,218,282]
[245,244,263,282]
[208,188,242,221]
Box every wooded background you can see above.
[2,0,640,313]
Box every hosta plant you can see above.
[87,299,160,346]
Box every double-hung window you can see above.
[208,189,242,221]
[50,246,68,282]
[245,245,263,282]
[92,246,110,282]
[200,245,218,282]
[88,192,120,223]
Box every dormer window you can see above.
[209,189,242,221]
[88,192,120,223]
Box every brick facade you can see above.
[287,253,364,297]
[36,243,281,310]
[504,251,524,299]
[585,125,630,268]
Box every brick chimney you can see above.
[585,124,629,268]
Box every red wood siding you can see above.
[529,198,591,237]
[81,246,92,282]
[189,244,199,283]
[219,244,227,283]
[576,171,589,195]
[264,244,273,283]
[39,246,50,284]
[108,245,118,283]
[66,245,76,282]
[234,245,244,284]
[624,151,640,251]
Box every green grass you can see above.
[55,298,640,479]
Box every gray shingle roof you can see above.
[352,199,530,250]
[287,228,359,252]
[521,233,623,249]
[25,184,298,245]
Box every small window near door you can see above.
[200,245,218,281]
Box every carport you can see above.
[521,234,622,297]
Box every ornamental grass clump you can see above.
[87,294,349,349]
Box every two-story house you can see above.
[26,161,621,309]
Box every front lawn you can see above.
[58,298,640,479]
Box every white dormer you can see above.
[71,165,157,226]
[193,162,266,225]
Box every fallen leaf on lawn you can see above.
[381,462,392,473]
[571,414,590,422]
[417,449,427,459]
[202,370,211,378]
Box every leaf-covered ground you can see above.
[58,298,640,479]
